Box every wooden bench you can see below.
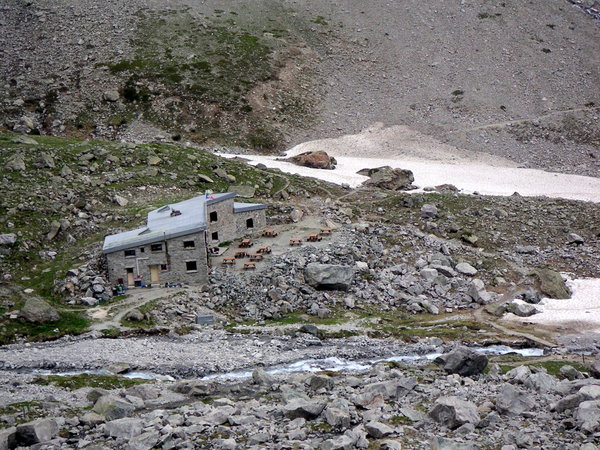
[249,254,264,262]
[234,251,247,259]
[320,228,332,235]
[239,239,253,248]
[307,233,322,242]
[222,257,236,265]
[243,262,256,270]
[289,238,302,246]
[257,246,272,254]
[263,228,279,237]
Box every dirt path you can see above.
[87,287,177,331]
[473,306,557,348]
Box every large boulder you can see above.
[495,384,535,416]
[19,297,60,324]
[304,263,354,291]
[283,399,326,420]
[15,419,58,445]
[104,418,143,439]
[93,394,135,420]
[506,300,538,317]
[589,356,600,379]
[434,347,488,377]
[575,400,600,433]
[359,166,416,190]
[429,397,480,429]
[0,234,17,246]
[230,185,256,198]
[289,151,337,170]
[0,427,16,450]
[530,269,570,299]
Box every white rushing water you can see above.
[202,346,544,381]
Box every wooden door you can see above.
[150,265,160,283]
[127,272,134,286]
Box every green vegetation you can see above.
[95,9,318,149]
[0,311,89,346]
[33,373,150,390]
[0,401,47,426]
[478,12,502,19]
[121,299,159,328]
[486,359,590,376]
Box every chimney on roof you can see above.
[170,209,181,217]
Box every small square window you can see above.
[183,240,195,249]
[209,211,218,222]
[151,243,163,252]
[186,261,197,272]
[140,247,145,253]
[246,218,254,228]
[124,249,136,257]
[211,231,219,241]
[160,264,168,272]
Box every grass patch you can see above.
[33,373,150,390]
[0,401,47,426]
[0,311,89,345]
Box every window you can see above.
[151,243,163,252]
[211,231,219,241]
[124,249,136,257]
[209,211,218,222]
[140,247,145,253]
[126,268,134,274]
[160,264,168,272]
[246,218,254,229]
[186,261,197,272]
[183,240,195,249]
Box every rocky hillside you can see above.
[1,0,598,174]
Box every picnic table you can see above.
[249,253,264,262]
[263,228,279,237]
[257,245,272,254]
[234,251,247,259]
[319,228,332,235]
[289,238,302,246]
[239,239,253,248]
[306,233,322,242]
[222,257,236,265]
[243,262,256,270]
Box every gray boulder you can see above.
[455,262,477,276]
[506,301,538,317]
[252,368,275,386]
[365,421,394,438]
[93,394,135,420]
[230,185,256,198]
[360,166,416,190]
[15,418,58,445]
[104,418,143,439]
[429,396,480,429]
[430,437,479,450]
[575,400,600,433]
[0,234,17,246]
[0,427,16,450]
[324,407,351,429]
[495,384,535,416]
[304,263,354,291]
[530,268,570,299]
[434,346,488,377]
[420,204,439,219]
[590,356,600,379]
[128,430,160,450]
[283,399,326,420]
[20,297,60,323]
